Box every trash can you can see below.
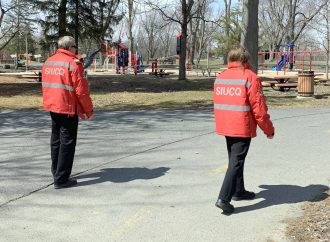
[298,71,314,97]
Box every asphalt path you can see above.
[0,108,329,242]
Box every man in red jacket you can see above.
[214,47,274,214]
[42,36,93,189]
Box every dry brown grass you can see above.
[1,73,330,110]
[286,191,330,242]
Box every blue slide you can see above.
[277,59,284,71]
[272,58,285,71]
[83,48,101,69]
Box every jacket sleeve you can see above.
[247,75,274,136]
[71,63,93,117]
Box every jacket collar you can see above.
[57,48,81,60]
[227,62,250,69]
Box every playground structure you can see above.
[102,41,144,75]
[258,49,329,75]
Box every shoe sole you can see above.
[54,182,77,189]
[215,204,234,214]
[232,195,255,201]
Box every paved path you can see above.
[0,108,329,242]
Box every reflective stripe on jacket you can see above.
[42,49,93,119]
[213,62,274,137]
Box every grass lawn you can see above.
[1,73,330,111]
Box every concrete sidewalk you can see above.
[0,108,329,242]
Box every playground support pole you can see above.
[309,50,312,72]
[283,50,287,75]
[302,51,305,71]
[261,52,264,74]
[25,32,28,72]
[276,53,279,75]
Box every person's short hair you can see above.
[228,46,250,65]
[58,36,76,50]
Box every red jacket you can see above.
[214,62,274,137]
[42,49,93,119]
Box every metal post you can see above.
[310,50,312,72]
[206,41,209,70]
[25,32,28,72]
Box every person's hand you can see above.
[87,114,93,120]
[267,133,274,139]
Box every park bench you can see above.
[314,77,330,85]
[148,69,173,78]
[196,68,218,77]
[261,80,277,87]
[274,82,297,89]
[20,72,42,82]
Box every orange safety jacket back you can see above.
[42,49,93,119]
[214,62,274,138]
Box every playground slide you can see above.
[277,59,284,71]
[272,59,284,71]
[83,48,101,69]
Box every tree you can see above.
[25,0,122,57]
[310,2,330,78]
[240,0,259,73]
[0,0,32,51]
[79,1,122,43]
[127,0,134,54]
[222,0,241,64]
[285,0,327,70]
[212,0,241,64]
[259,0,327,70]
[146,0,195,80]
[138,11,161,63]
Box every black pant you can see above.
[218,136,251,202]
[50,112,78,184]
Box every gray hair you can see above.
[58,36,76,50]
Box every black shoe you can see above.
[215,199,234,214]
[54,179,77,189]
[232,191,255,201]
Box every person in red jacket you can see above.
[213,47,274,214]
[42,36,93,189]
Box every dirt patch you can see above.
[285,190,330,242]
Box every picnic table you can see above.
[148,69,173,78]
[0,71,42,82]
[259,72,325,92]
[259,74,298,92]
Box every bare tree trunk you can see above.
[74,0,79,49]
[179,22,188,80]
[327,2,330,79]
[189,19,195,65]
[223,0,232,65]
[196,19,206,64]
[0,1,5,28]
[128,0,134,54]
[241,0,259,73]
[58,0,67,37]
[146,0,193,80]
[178,0,194,80]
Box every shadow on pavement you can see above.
[235,184,329,214]
[74,167,170,186]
